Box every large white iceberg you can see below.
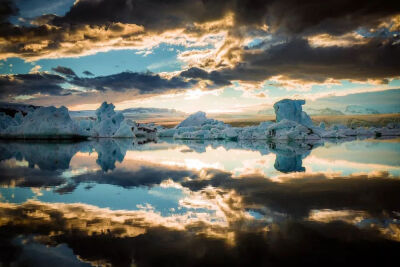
[0,106,85,139]
[274,99,313,127]
[0,101,158,139]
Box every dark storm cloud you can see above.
[179,67,231,87]
[52,0,232,31]
[52,66,76,76]
[70,71,197,93]
[1,0,398,58]
[192,37,400,83]
[0,0,398,91]
[0,73,67,99]
[0,0,18,23]
[235,0,400,36]
[0,70,197,99]
[53,0,400,36]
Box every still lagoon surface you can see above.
[1,137,400,266]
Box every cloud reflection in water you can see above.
[0,138,400,266]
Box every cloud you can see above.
[70,71,197,93]
[0,72,68,100]
[0,69,199,102]
[52,0,231,31]
[29,65,41,73]
[1,0,399,61]
[0,0,18,23]
[1,200,400,266]
[238,0,400,36]
[182,169,400,218]
[52,66,76,76]
[52,0,400,36]
[82,70,94,76]
[179,67,231,87]
[189,37,400,85]
[1,0,400,102]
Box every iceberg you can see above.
[92,102,125,137]
[0,101,157,140]
[157,98,400,141]
[1,98,399,141]
[274,99,313,127]
[0,106,86,139]
[177,111,209,127]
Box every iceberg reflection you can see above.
[1,137,399,177]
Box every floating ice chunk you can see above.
[78,119,95,135]
[355,127,374,136]
[177,111,208,127]
[274,99,313,127]
[96,102,117,122]
[330,124,347,131]
[113,120,136,138]
[258,121,273,130]
[374,127,400,136]
[135,123,157,138]
[266,119,320,140]
[301,111,313,127]
[158,128,176,137]
[1,106,85,139]
[0,112,19,130]
[222,128,238,140]
[92,102,124,137]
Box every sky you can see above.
[0,0,400,113]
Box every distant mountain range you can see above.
[257,109,274,115]
[344,105,380,114]
[0,103,186,119]
[305,108,344,116]
[69,107,186,118]
[122,107,185,115]
[258,105,383,116]
[258,107,345,116]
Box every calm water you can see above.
[1,138,400,266]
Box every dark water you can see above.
[0,138,400,266]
